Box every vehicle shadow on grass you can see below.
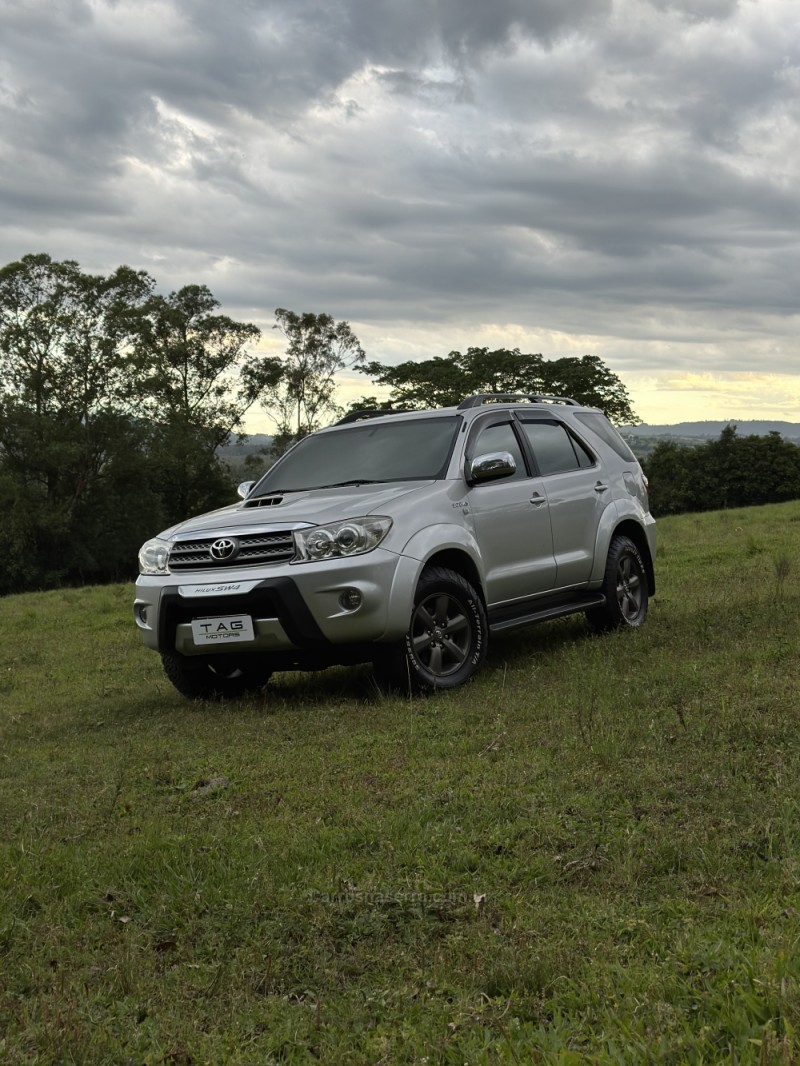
[483,613,594,669]
[134,616,600,715]
[135,661,381,717]
[76,614,608,737]
[256,616,597,708]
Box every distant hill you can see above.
[217,433,274,459]
[618,420,800,460]
[622,420,800,440]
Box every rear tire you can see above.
[586,535,649,632]
[161,652,273,700]
[372,566,487,694]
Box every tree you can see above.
[741,432,800,505]
[130,285,280,446]
[129,285,283,522]
[642,439,699,516]
[0,258,283,590]
[341,395,400,417]
[642,427,800,517]
[0,253,154,422]
[0,254,156,590]
[537,355,638,426]
[262,309,365,445]
[702,423,740,510]
[359,347,638,425]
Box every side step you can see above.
[489,593,606,634]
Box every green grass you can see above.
[2,502,800,1064]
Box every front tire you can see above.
[161,652,273,700]
[587,535,649,632]
[373,566,487,694]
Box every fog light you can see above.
[338,588,362,611]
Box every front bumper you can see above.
[133,548,416,657]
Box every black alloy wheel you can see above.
[587,534,649,632]
[373,566,487,693]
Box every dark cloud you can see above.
[341,0,611,57]
[0,0,798,398]
[649,0,739,19]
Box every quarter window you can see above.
[573,411,637,462]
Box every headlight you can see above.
[293,517,392,563]
[138,536,171,575]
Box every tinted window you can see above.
[471,422,527,481]
[520,420,594,476]
[252,416,460,495]
[571,434,595,468]
[574,411,637,462]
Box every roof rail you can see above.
[457,393,579,410]
[335,408,408,425]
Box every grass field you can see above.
[1,502,800,1064]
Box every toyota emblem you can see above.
[209,537,238,561]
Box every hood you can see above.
[163,481,433,539]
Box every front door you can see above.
[465,418,557,607]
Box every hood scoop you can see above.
[243,495,284,508]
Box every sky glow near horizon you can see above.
[1,0,799,430]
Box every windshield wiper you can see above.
[310,479,388,489]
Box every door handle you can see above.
[594,482,609,493]
[529,493,546,506]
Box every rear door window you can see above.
[518,419,595,475]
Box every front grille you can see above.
[169,530,296,571]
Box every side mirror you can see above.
[237,481,255,499]
[469,451,517,484]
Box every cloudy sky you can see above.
[1,0,799,428]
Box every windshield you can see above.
[251,416,461,496]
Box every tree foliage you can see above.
[359,347,638,425]
[130,285,280,446]
[0,255,158,590]
[0,253,153,419]
[0,255,274,592]
[644,426,800,516]
[262,309,365,448]
[127,284,283,524]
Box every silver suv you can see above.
[134,394,655,698]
